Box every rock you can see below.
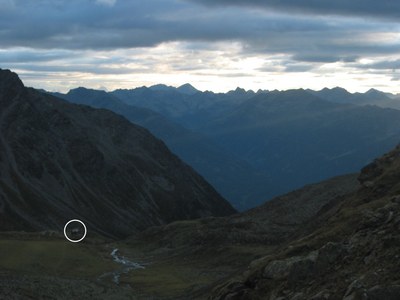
[363,181,375,188]
[288,251,318,282]
[391,195,400,204]
[343,273,384,300]
[310,290,331,300]
[263,242,344,283]
[290,292,305,300]
[263,251,318,281]
[263,256,301,280]
[344,279,365,298]
[217,281,253,300]
[316,242,345,271]
[363,252,375,265]
[361,209,387,228]
[367,285,400,300]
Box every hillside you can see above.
[211,145,400,299]
[0,69,235,238]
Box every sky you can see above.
[1,0,400,93]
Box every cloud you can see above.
[283,64,316,73]
[96,0,116,6]
[354,59,400,70]
[187,0,400,21]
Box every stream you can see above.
[98,248,145,284]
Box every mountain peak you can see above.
[68,87,107,95]
[366,88,380,93]
[363,88,390,100]
[149,84,174,92]
[0,69,26,109]
[331,86,349,92]
[177,83,198,95]
[0,68,25,94]
[235,87,246,92]
[227,87,248,95]
[365,88,385,96]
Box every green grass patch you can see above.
[0,239,117,278]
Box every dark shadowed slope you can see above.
[0,69,235,238]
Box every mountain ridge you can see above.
[0,69,235,238]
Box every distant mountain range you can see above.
[310,87,400,110]
[0,69,235,237]
[59,83,400,209]
[149,83,199,95]
[111,86,258,128]
[198,89,400,194]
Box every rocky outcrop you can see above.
[263,242,345,283]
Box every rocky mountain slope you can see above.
[210,145,400,299]
[0,69,235,238]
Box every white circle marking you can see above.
[63,219,87,243]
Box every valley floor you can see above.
[0,231,275,299]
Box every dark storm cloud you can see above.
[6,63,147,75]
[1,0,261,49]
[354,59,400,70]
[0,49,74,63]
[188,0,400,20]
[1,0,400,72]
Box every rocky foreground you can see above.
[210,146,400,299]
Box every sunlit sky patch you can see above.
[1,0,400,93]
